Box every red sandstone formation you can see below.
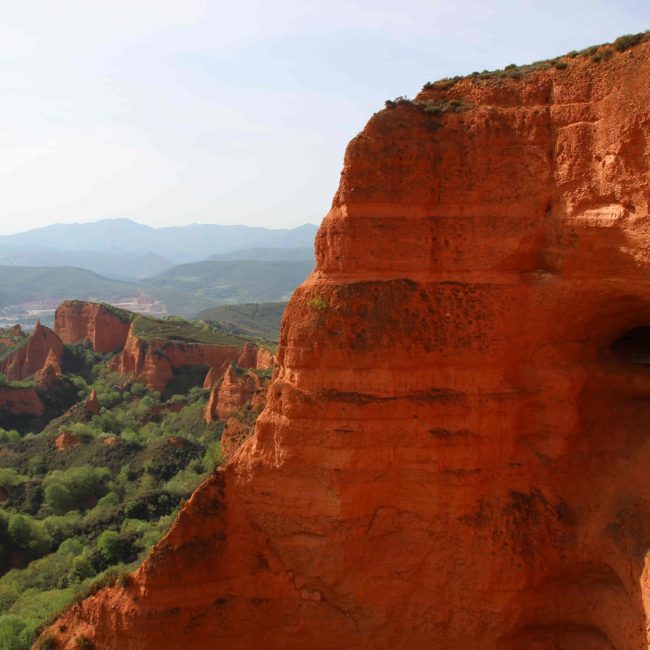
[83,389,100,417]
[204,387,219,423]
[202,361,230,389]
[203,344,272,390]
[0,385,43,417]
[33,349,62,387]
[204,364,271,457]
[43,38,650,650]
[111,323,245,393]
[0,321,63,381]
[236,341,275,370]
[216,364,258,419]
[54,300,132,353]
[220,415,254,459]
[54,430,82,451]
[255,346,274,369]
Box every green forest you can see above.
[0,343,242,649]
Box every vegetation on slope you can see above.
[420,30,650,90]
[195,302,287,343]
[0,267,136,310]
[132,315,246,347]
[141,259,313,316]
[0,343,231,647]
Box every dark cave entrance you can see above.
[610,327,650,364]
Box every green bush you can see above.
[0,614,31,650]
[43,483,73,515]
[0,469,27,490]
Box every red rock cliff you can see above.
[0,321,63,381]
[54,300,132,353]
[44,39,650,649]
[0,385,43,417]
[111,322,244,393]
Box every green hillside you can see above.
[132,315,246,346]
[0,307,270,646]
[143,260,312,316]
[196,302,287,342]
[0,267,136,308]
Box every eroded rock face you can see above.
[54,300,131,353]
[0,321,63,381]
[43,41,650,649]
[0,385,43,418]
[204,364,269,456]
[83,388,100,417]
[111,324,244,393]
[216,364,259,419]
[54,430,82,451]
[236,341,275,370]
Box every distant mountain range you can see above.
[0,218,318,266]
[0,266,137,309]
[0,248,174,280]
[0,218,317,323]
[209,246,314,262]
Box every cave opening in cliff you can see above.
[610,327,650,364]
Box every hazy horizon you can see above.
[0,0,648,235]
[0,216,319,238]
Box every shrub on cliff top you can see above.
[613,32,650,52]
[420,30,650,91]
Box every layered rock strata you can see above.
[54,300,132,353]
[44,40,650,649]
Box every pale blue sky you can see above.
[0,0,647,234]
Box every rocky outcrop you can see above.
[111,330,173,393]
[220,416,254,459]
[111,323,245,393]
[7,324,22,338]
[54,300,132,353]
[54,430,82,451]
[203,343,272,391]
[204,363,271,458]
[204,388,219,423]
[0,385,43,417]
[236,341,274,370]
[202,361,230,389]
[33,349,62,386]
[42,37,650,650]
[83,389,100,417]
[0,321,63,381]
[211,364,258,420]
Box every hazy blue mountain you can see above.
[208,246,315,262]
[0,266,136,308]
[0,247,174,280]
[0,219,318,263]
